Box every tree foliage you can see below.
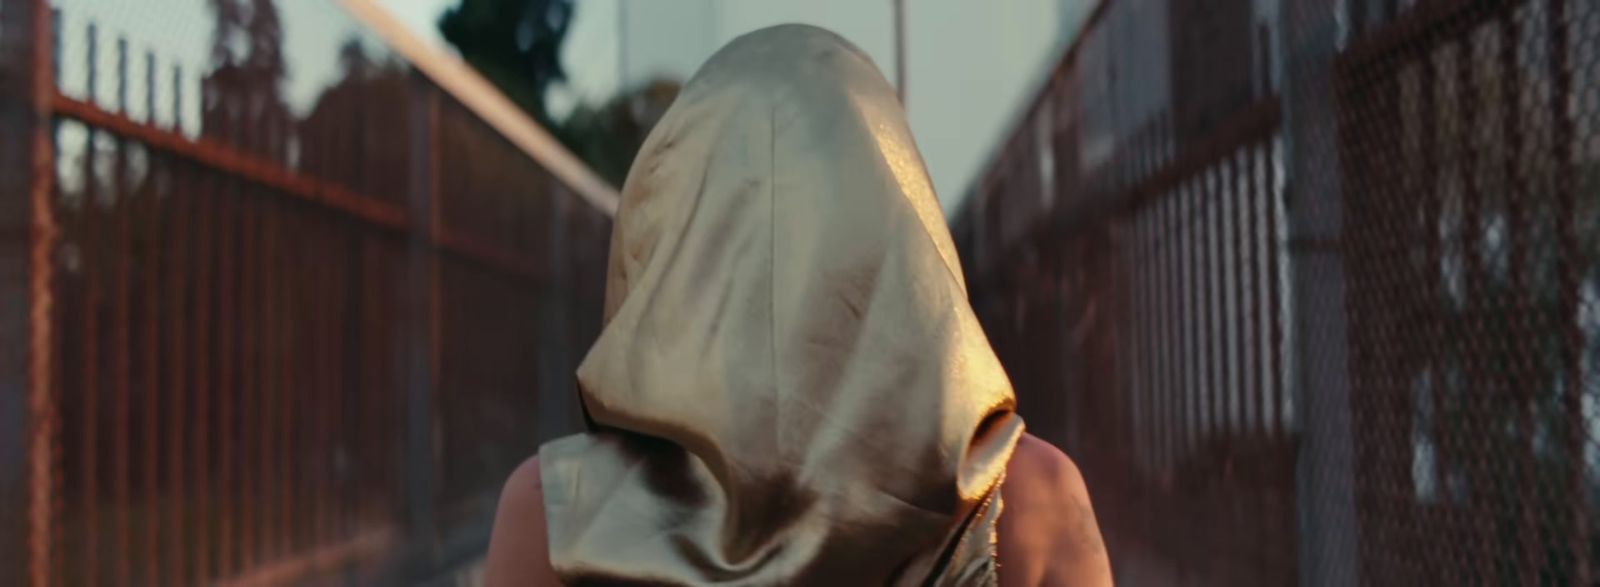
[439,0,680,187]
[439,0,573,129]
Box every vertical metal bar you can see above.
[278,200,293,558]
[892,0,906,107]
[1265,140,1282,438]
[356,238,374,531]
[1248,141,1263,437]
[1226,152,1242,438]
[165,135,192,587]
[1185,175,1202,574]
[145,138,171,587]
[111,33,136,587]
[1246,140,1265,577]
[286,204,300,555]
[261,194,278,562]
[428,86,444,514]
[78,21,102,586]
[315,224,328,552]
[1549,0,1589,581]
[321,219,335,548]
[1128,202,1145,465]
[145,55,183,586]
[312,213,330,550]
[264,181,279,567]
[327,220,347,546]
[189,159,213,585]
[1209,167,1224,568]
[20,0,60,583]
[406,73,440,569]
[164,55,200,587]
[142,52,152,124]
[239,181,259,571]
[1204,170,1218,446]
[1152,187,1163,472]
[172,64,181,135]
[1183,180,1196,463]
[47,17,64,583]
[283,201,299,556]
[1171,186,1184,476]
[1198,171,1212,444]
[1203,173,1209,444]
[1163,187,1175,473]
[214,169,237,581]
[321,129,340,550]
[274,196,292,559]
[1194,173,1207,449]
[197,72,225,580]
[1171,182,1183,464]
[1141,199,1155,474]
[1229,153,1243,436]
[1219,161,1233,439]
[330,113,351,543]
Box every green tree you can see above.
[438,0,680,188]
[438,0,573,129]
[558,78,681,186]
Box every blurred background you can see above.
[2,0,1600,585]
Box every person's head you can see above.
[556,25,1022,583]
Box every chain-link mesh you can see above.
[954,0,1600,584]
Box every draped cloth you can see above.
[539,24,1024,586]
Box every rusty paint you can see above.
[76,21,103,586]
[109,32,135,587]
[189,157,214,585]
[25,0,59,584]
[16,5,616,584]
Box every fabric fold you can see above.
[539,24,1024,586]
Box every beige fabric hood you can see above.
[538,24,1023,586]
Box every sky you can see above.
[47,0,1091,214]
[377,0,1092,213]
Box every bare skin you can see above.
[484,432,1111,587]
[995,434,1113,586]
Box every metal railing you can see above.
[0,1,615,585]
[956,0,1600,584]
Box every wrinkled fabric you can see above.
[539,24,1024,586]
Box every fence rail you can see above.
[0,1,615,585]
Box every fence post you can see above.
[403,70,442,574]
[1280,0,1358,584]
[0,0,55,585]
[538,186,578,442]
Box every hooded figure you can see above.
[535,24,1026,585]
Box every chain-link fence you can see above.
[953,0,1600,584]
[0,1,615,585]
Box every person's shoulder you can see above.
[1008,434,1085,494]
[997,433,1112,586]
[1001,434,1092,533]
[485,456,562,587]
[501,456,544,509]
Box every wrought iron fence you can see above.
[0,0,615,585]
[955,0,1600,584]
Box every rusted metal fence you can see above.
[955,0,1600,584]
[0,1,615,585]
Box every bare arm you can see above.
[484,457,564,587]
[996,433,1112,587]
